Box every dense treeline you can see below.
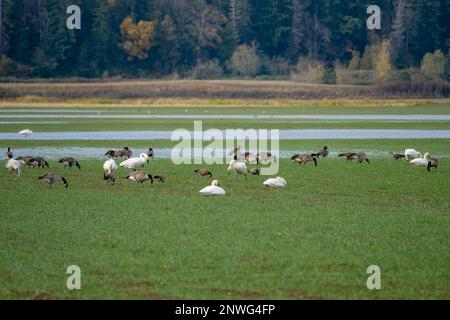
[0,0,449,82]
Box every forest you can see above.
[0,0,449,83]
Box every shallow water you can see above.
[1,114,450,120]
[0,121,67,124]
[1,129,450,140]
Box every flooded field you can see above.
[1,129,450,140]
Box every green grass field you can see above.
[0,101,449,299]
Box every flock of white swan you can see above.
[3,141,438,196]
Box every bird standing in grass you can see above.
[199,180,225,196]
[38,172,68,189]
[338,152,357,161]
[153,175,166,183]
[4,147,13,159]
[103,172,116,185]
[5,153,22,176]
[227,155,247,179]
[355,152,370,164]
[405,149,419,161]
[409,153,431,166]
[248,168,260,176]
[194,169,213,178]
[59,157,81,169]
[125,172,153,185]
[317,146,329,158]
[263,177,287,188]
[291,154,318,166]
[103,159,118,174]
[427,158,438,172]
[120,153,149,171]
[389,152,406,160]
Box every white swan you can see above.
[119,153,149,170]
[103,159,118,174]
[227,157,247,178]
[410,153,431,166]
[6,158,22,176]
[405,149,419,161]
[263,176,287,188]
[18,129,33,138]
[199,180,226,196]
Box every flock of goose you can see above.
[3,144,438,195]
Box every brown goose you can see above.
[103,172,116,185]
[4,147,13,159]
[355,152,370,164]
[105,147,132,159]
[146,148,154,163]
[427,158,438,172]
[389,152,406,160]
[248,168,260,176]
[58,157,81,169]
[316,146,329,158]
[38,172,68,188]
[29,157,49,168]
[291,154,318,166]
[338,152,358,161]
[194,169,212,178]
[153,175,166,183]
[125,172,153,184]
[256,152,276,164]
[17,155,34,165]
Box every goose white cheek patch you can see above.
[171,121,279,175]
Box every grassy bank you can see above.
[1,80,449,100]
[1,157,449,299]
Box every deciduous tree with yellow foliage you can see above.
[120,16,155,61]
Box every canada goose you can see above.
[409,153,431,166]
[355,152,370,164]
[18,129,33,138]
[256,152,276,164]
[103,159,118,174]
[243,152,256,163]
[199,180,225,196]
[338,152,358,161]
[125,171,153,184]
[103,172,116,185]
[58,157,81,169]
[194,169,213,178]
[105,147,132,159]
[427,158,438,172]
[4,147,13,159]
[30,157,49,168]
[291,154,318,166]
[229,146,240,157]
[153,175,166,183]
[146,148,154,162]
[405,149,419,161]
[248,168,260,176]
[317,146,329,158]
[119,153,149,170]
[227,155,247,179]
[389,152,405,160]
[5,153,22,176]
[38,172,68,188]
[16,155,34,165]
[263,176,287,188]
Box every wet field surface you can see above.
[2,113,450,120]
[1,129,450,140]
